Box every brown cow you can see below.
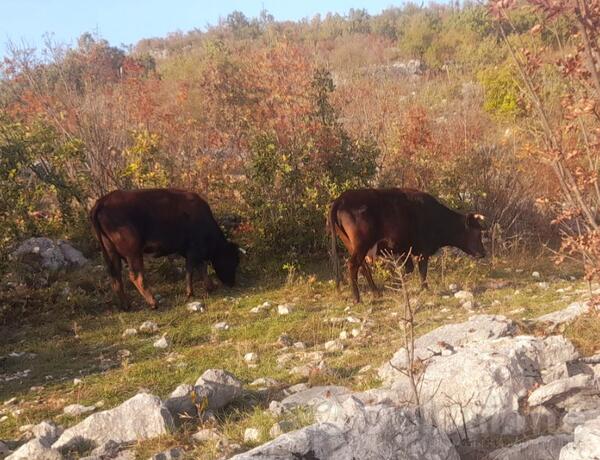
[328,188,486,303]
[90,188,241,310]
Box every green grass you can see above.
[0,250,598,458]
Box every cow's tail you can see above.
[328,199,342,289]
[89,200,116,277]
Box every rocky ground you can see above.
[1,238,599,459]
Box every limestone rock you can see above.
[528,374,593,407]
[244,428,260,443]
[63,404,96,417]
[280,386,352,411]
[194,369,242,410]
[560,414,600,459]
[5,439,62,460]
[52,393,174,451]
[487,434,572,460]
[231,400,459,460]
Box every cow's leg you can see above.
[361,262,381,297]
[126,255,157,309]
[101,236,129,311]
[199,262,215,293]
[417,255,430,289]
[348,247,369,303]
[185,256,194,298]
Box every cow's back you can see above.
[93,189,219,256]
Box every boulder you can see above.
[31,420,63,446]
[487,434,572,460]
[535,302,591,326]
[528,374,593,407]
[280,386,352,411]
[52,393,174,451]
[562,409,600,433]
[560,414,600,459]
[194,369,242,410]
[164,384,197,424]
[379,315,516,379]
[5,439,62,460]
[230,399,459,460]
[10,237,87,271]
[379,335,579,441]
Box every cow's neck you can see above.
[439,209,468,251]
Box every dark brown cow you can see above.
[90,188,240,310]
[328,188,486,303]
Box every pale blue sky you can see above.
[0,0,409,58]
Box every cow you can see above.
[328,188,486,303]
[90,188,241,310]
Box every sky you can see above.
[0,0,407,58]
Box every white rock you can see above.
[277,304,292,315]
[293,342,306,350]
[380,334,579,442]
[186,301,205,313]
[379,315,516,373]
[244,427,261,443]
[529,374,593,407]
[448,283,459,293]
[153,336,169,349]
[139,321,159,334]
[213,322,230,331]
[462,300,474,310]
[192,428,222,443]
[5,439,62,460]
[538,282,550,289]
[560,414,600,459]
[63,404,96,417]
[339,330,348,340]
[488,434,572,460]
[535,302,591,326]
[73,378,83,386]
[122,328,137,338]
[351,328,361,338]
[10,237,87,272]
[324,340,344,353]
[244,352,258,364]
[280,386,352,411]
[454,290,474,301]
[231,400,459,460]
[31,421,63,447]
[52,393,174,451]
[194,369,242,410]
[532,271,541,278]
[346,316,361,324]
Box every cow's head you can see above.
[213,241,241,286]
[463,213,486,258]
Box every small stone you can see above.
[537,282,549,289]
[0,416,8,423]
[122,328,137,338]
[293,342,306,350]
[139,321,159,334]
[492,300,501,307]
[358,365,372,374]
[213,321,230,331]
[153,336,169,349]
[117,349,131,359]
[63,404,95,417]
[269,421,294,438]
[250,377,279,388]
[244,352,258,364]
[462,300,474,311]
[244,427,261,443]
[448,283,459,293]
[30,386,44,392]
[73,378,83,386]
[532,271,541,278]
[186,301,205,313]
[277,304,292,315]
[339,330,348,340]
[324,340,344,353]
[351,328,361,338]
[454,290,474,301]
[4,397,17,406]
[192,428,222,443]
[287,383,309,394]
[346,316,361,323]
[268,400,285,416]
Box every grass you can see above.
[0,249,598,458]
